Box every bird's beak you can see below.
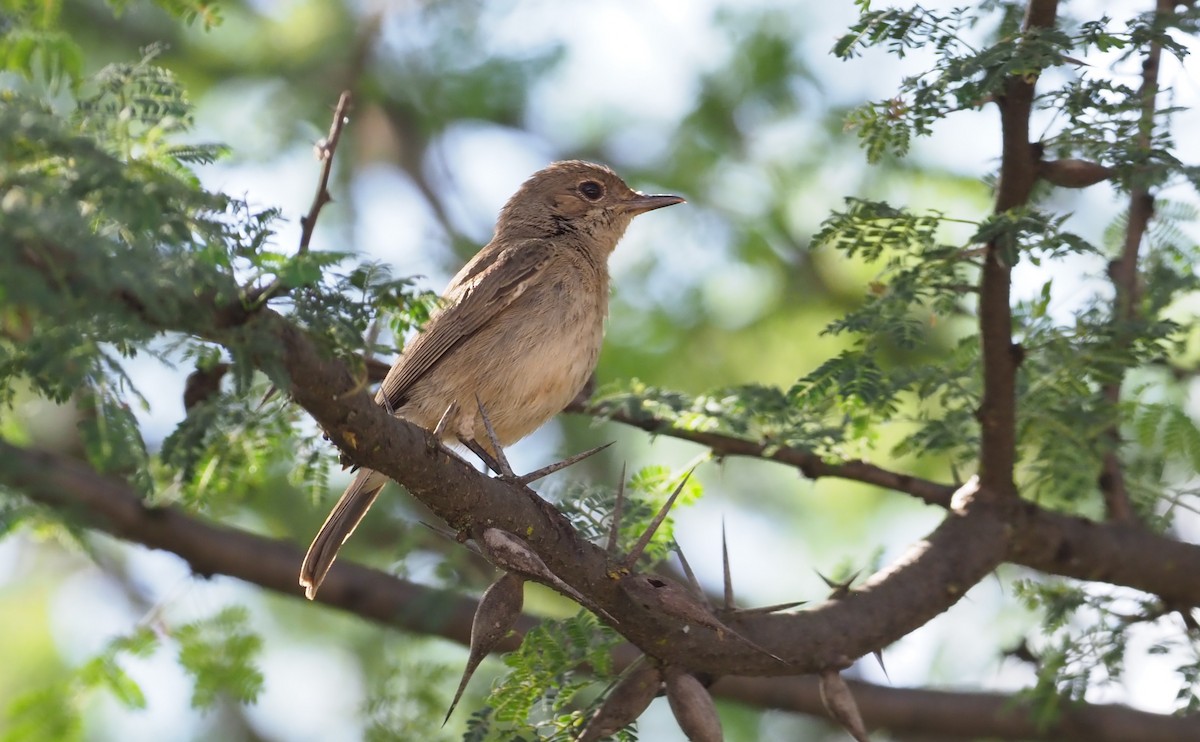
[618,192,686,215]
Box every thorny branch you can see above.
[2,439,1196,742]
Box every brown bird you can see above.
[300,160,684,599]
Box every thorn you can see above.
[257,384,279,409]
[818,669,871,742]
[479,528,619,626]
[622,468,695,571]
[872,649,890,682]
[577,660,662,742]
[417,520,457,541]
[731,600,806,617]
[472,395,516,479]
[516,441,613,485]
[442,572,525,725]
[431,400,458,443]
[474,395,502,456]
[427,401,453,453]
[620,574,787,664]
[459,437,512,479]
[816,569,860,600]
[722,518,734,611]
[674,545,710,610]
[607,461,627,555]
[417,520,474,550]
[665,666,724,742]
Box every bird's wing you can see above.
[376,239,558,411]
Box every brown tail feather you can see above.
[299,467,389,599]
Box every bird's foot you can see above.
[467,396,612,485]
[460,437,519,480]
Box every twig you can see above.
[566,399,956,507]
[300,90,353,255]
[246,91,354,306]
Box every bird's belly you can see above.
[476,323,600,442]
[401,295,605,448]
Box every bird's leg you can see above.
[459,437,513,478]
[464,396,612,486]
[464,396,518,479]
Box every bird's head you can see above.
[496,160,684,251]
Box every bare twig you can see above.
[245,91,354,306]
[300,90,353,255]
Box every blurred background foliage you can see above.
[2,0,1198,740]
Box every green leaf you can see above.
[175,606,264,708]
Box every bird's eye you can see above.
[578,180,604,201]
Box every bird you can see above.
[299,160,684,599]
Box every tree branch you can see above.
[1008,504,1200,606]
[718,676,1199,742]
[565,399,956,507]
[0,439,487,640]
[977,0,1060,499]
[567,401,1200,605]
[3,439,1194,742]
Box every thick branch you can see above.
[977,0,1060,498]
[4,440,1194,742]
[1009,503,1200,605]
[0,439,490,640]
[718,676,1199,742]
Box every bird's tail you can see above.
[299,467,389,599]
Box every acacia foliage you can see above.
[1,0,1199,740]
